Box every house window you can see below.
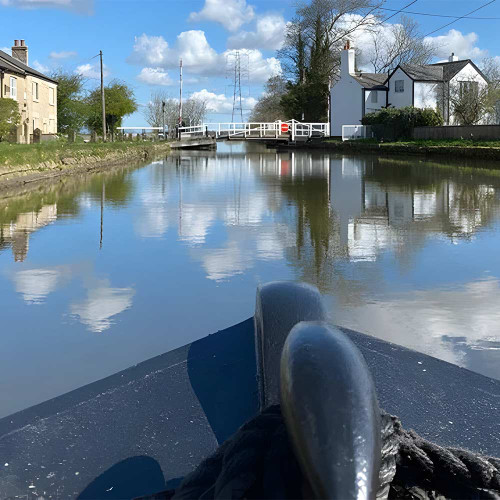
[371,91,378,103]
[32,82,39,101]
[459,81,479,97]
[49,87,54,106]
[395,80,404,93]
[10,77,17,100]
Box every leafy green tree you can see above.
[0,98,21,142]
[86,81,137,140]
[51,71,88,134]
[278,0,381,121]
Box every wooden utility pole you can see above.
[100,50,106,142]
[179,58,183,126]
[162,101,166,139]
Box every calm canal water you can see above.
[2,142,500,417]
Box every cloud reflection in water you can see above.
[70,281,135,333]
[333,277,500,377]
[13,268,62,304]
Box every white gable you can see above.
[450,62,487,86]
[387,68,413,109]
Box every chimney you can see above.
[341,40,355,77]
[12,39,28,66]
[449,52,459,62]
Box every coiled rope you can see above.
[139,405,500,500]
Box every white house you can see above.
[330,42,489,137]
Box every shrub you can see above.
[362,106,443,140]
[0,98,21,142]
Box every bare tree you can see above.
[368,16,435,73]
[183,98,207,126]
[144,90,170,128]
[441,59,500,125]
[144,91,208,133]
[480,57,500,124]
[448,79,488,125]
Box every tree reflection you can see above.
[0,165,139,261]
[269,153,500,294]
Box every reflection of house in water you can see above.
[330,157,498,261]
[0,204,57,261]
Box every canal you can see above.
[1,142,500,418]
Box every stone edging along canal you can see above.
[0,142,171,195]
[278,140,500,161]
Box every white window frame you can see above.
[10,77,17,100]
[395,80,404,93]
[371,91,378,103]
[49,87,54,106]
[33,81,39,101]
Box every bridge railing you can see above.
[204,123,282,139]
[180,121,330,140]
[290,122,330,140]
[178,125,208,139]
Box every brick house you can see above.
[0,40,58,143]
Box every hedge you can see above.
[361,106,444,140]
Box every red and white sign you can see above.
[281,123,289,133]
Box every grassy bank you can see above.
[286,138,500,161]
[0,140,171,190]
[0,140,170,167]
[324,138,500,148]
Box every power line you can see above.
[379,6,500,20]
[382,0,417,22]
[423,0,497,37]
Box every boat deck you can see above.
[1,318,498,499]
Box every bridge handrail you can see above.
[180,121,330,140]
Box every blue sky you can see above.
[1,0,500,125]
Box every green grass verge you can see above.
[0,140,168,167]
[324,138,500,148]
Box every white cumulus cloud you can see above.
[190,89,257,113]
[49,50,77,59]
[128,32,280,83]
[425,29,488,61]
[137,67,173,86]
[75,62,110,79]
[189,0,255,32]
[224,48,281,83]
[228,14,287,50]
[128,34,169,66]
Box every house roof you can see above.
[0,50,57,84]
[430,59,488,83]
[430,60,469,80]
[399,64,443,81]
[351,73,388,89]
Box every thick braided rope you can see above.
[161,406,500,499]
